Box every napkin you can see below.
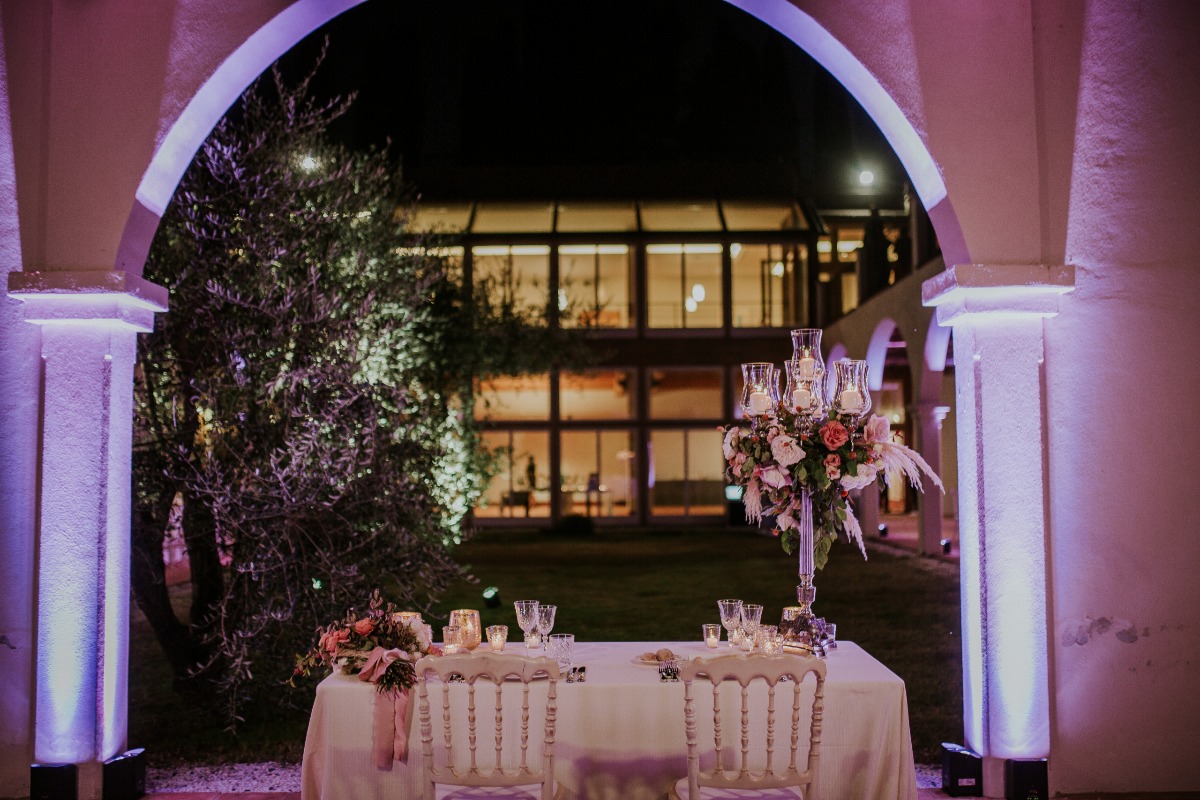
[358,647,415,769]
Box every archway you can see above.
[23,2,1043,797]
[117,0,968,283]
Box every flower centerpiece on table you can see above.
[292,589,433,694]
[722,407,941,569]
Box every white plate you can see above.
[631,653,692,666]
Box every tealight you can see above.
[487,624,508,652]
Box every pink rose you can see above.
[863,415,891,444]
[819,420,849,450]
[353,618,376,636]
[824,453,841,480]
[757,464,791,491]
[323,628,351,654]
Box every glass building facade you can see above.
[414,198,911,526]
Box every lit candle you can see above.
[791,387,812,410]
[487,624,508,652]
[839,386,864,412]
[796,356,816,381]
[703,624,721,649]
[748,390,771,414]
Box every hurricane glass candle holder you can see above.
[739,362,779,417]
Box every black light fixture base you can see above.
[940,742,982,797]
[30,763,77,800]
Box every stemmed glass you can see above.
[537,604,557,648]
[740,604,763,651]
[717,599,743,650]
[514,600,541,650]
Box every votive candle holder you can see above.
[487,624,508,652]
[702,624,721,649]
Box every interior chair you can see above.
[414,652,561,800]
[669,653,827,800]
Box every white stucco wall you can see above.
[1045,3,1200,792]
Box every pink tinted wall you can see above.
[1046,2,1200,792]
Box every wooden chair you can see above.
[669,653,827,800]
[414,652,561,800]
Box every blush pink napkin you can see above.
[357,647,414,769]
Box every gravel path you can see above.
[147,762,301,793]
[148,762,942,792]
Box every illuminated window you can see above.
[411,203,472,233]
[640,201,721,231]
[721,200,806,231]
[646,244,722,329]
[556,203,637,232]
[477,430,551,518]
[648,428,726,517]
[560,370,635,420]
[472,202,554,233]
[472,245,550,312]
[475,374,550,421]
[731,243,804,328]
[558,245,633,328]
[648,368,722,419]
[560,429,638,517]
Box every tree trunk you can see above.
[130,505,205,682]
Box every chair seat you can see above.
[669,777,806,800]
[435,784,563,800]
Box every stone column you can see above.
[923,264,1073,798]
[8,271,167,800]
[855,481,880,543]
[911,401,950,556]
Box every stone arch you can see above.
[117,0,968,282]
[864,317,897,392]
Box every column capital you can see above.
[921,263,1074,327]
[7,270,168,332]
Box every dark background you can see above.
[274,0,907,206]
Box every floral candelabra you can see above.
[722,329,944,656]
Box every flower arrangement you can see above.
[722,407,942,570]
[293,590,433,693]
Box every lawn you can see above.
[128,526,962,766]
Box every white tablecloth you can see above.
[301,641,918,800]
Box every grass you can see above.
[128,526,962,766]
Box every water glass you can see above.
[824,622,838,650]
[702,623,722,648]
[547,633,574,673]
[759,625,781,655]
[537,604,557,645]
[486,624,508,652]
[741,604,763,651]
[514,600,541,650]
[442,624,463,654]
[717,599,743,650]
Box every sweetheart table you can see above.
[300,640,918,800]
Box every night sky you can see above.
[273,0,906,206]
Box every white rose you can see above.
[770,434,804,467]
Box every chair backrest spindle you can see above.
[414,653,559,800]
[677,653,827,800]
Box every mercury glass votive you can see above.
[449,609,482,650]
[394,611,422,627]
[702,624,721,649]
[486,624,508,652]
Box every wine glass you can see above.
[741,604,763,651]
[514,600,540,650]
[537,604,557,647]
[717,599,743,650]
